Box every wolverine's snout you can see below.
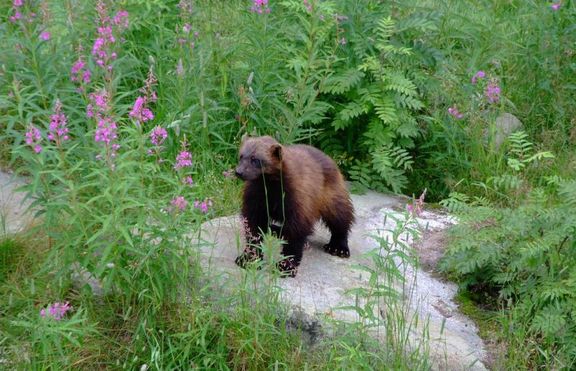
[235,168,244,180]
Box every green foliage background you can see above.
[1,0,575,369]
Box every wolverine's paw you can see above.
[323,243,350,258]
[235,246,263,269]
[277,258,298,278]
[269,224,283,238]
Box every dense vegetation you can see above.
[1,0,574,369]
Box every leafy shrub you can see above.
[313,7,439,193]
[440,176,576,368]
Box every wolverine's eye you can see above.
[251,157,262,168]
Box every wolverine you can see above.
[234,136,354,277]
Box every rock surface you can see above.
[198,190,488,370]
[493,112,523,149]
[0,171,488,370]
[0,171,34,235]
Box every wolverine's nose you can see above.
[235,168,244,179]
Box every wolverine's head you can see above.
[235,136,282,181]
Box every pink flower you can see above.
[88,89,119,163]
[150,126,168,146]
[129,96,154,124]
[40,302,72,320]
[551,2,561,10]
[25,125,42,154]
[471,70,486,84]
[92,2,128,71]
[82,69,92,84]
[10,11,22,23]
[87,90,109,118]
[91,90,109,112]
[71,59,85,76]
[113,10,129,29]
[71,58,91,84]
[250,0,270,14]
[175,151,193,169]
[178,0,194,14]
[94,117,118,145]
[194,199,212,214]
[171,196,188,212]
[183,175,194,186]
[339,37,347,45]
[485,81,501,104]
[39,31,51,41]
[448,106,464,119]
[406,189,426,217]
[13,0,23,7]
[48,100,70,144]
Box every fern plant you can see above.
[457,131,557,206]
[440,177,576,368]
[315,14,429,193]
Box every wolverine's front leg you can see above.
[235,192,268,269]
[276,217,314,278]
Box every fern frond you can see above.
[338,101,370,122]
[525,151,555,164]
[358,56,380,74]
[396,115,420,138]
[384,71,418,97]
[396,12,439,33]
[488,174,522,191]
[300,101,332,125]
[376,17,395,45]
[370,146,411,192]
[439,192,470,213]
[530,310,566,337]
[374,95,398,124]
[395,95,424,110]
[507,131,533,159]
[389,146,414,170]
[558,180,576,206]
[320,69,365,95]
[362,119,394,148]
[318,132,346,157]
[331,118,351,131]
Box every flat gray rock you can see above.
[197,190,488,370]
[494,112,523,149]
[0,171,34,235]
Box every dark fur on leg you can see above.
[277,257,298,277]
[321,197,354,258]
[323,234,350,258]
[276,235,307,278]
[235,245,263,268]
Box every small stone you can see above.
[493,113,523,149]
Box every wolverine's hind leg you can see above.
[321,197,354,258]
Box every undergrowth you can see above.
[440,133,576,369]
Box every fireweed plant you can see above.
[9,0,209,321]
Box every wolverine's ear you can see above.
[240,133,249,145]
[271,144,282,160]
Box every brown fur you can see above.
[235,136,354,277]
